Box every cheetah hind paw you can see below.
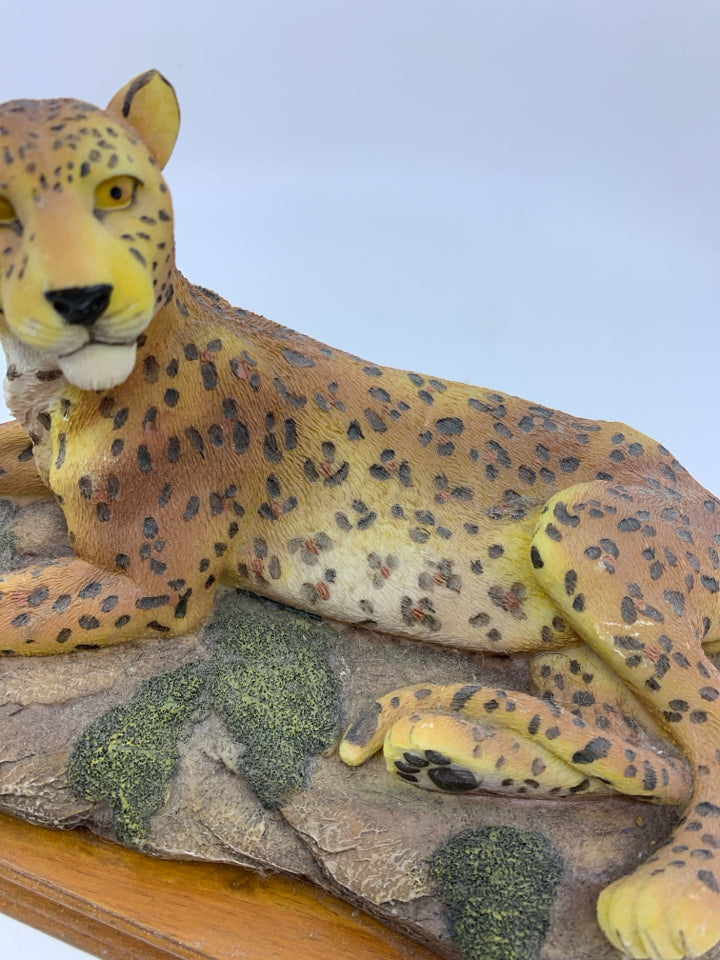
[381,713,612,798]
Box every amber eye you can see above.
[94,175,140,211]
[0,196,18,224]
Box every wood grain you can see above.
[0,812,442,960]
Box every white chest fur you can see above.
[3,337,67,482]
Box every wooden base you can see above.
[0,812,441,960]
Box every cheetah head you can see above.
[0,70,180,391]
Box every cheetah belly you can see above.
[226,508,572,652]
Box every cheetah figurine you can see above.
[0,70,718,960]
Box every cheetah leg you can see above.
[531,481,720,960]
[0,555,214,654]
[340,681,691,803]
[0,420,50,500]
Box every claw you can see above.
[616,928,633,957]
[643,930,662,960]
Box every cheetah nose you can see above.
[45,283,113,327]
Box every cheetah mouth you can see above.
[57,340,138,391]
[57,334,139,359]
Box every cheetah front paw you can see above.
[598,860,720,960]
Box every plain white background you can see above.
[3,2,720,956]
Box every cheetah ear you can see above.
[106,70,180,169]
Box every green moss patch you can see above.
[69,592,341,841]
[206,592,341,808]
[68,662,208,845]
[429,825,563,960]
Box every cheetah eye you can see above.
[0,196,18,225]
[94,175,140,212]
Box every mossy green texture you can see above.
[206,592,341,808]
[69,591,341,842]
[68,662,208,845]
[429,825,564,960]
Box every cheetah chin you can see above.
[57,341,138,391]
